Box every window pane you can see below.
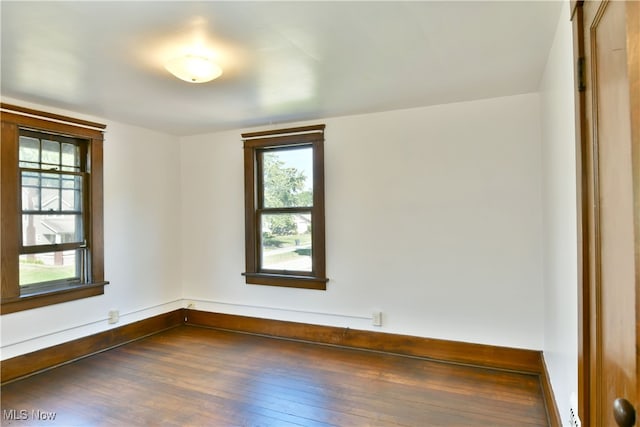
[262,147,313,208]
[21,170,40,187]
[61,142,80,168]
[41,140,60,166]
[261,213,312,271]
[41,173,60,188]
[19,250,80,286]
[22,185,40,211]
[42,188,60,210]
[22,171,41,210]
[22,214,84,246]
[19,136,40,164]
[61,189,82,211]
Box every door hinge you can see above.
[577,57,586,92]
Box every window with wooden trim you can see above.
[1,104,108,314]
[242,125,328,290]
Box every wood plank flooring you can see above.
[0,326,549,426]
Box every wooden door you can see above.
[573,1,640,426]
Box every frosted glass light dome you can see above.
[165,55,223,83]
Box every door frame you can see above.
[572,1,640,425]
[571,1,591,423]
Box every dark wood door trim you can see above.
[572,1,592,423]
[573,1,640,425]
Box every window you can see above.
[242,125,328,290]
[1,104,108,314]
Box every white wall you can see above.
[0,99,183,359]
[181,93,545,350]
[0,91,549,359]
[539,2,579,424]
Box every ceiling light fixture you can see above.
[165,55,223,83]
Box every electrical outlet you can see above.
[372,311,383,326]
[108,310,119,324]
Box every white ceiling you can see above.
[1,1,562,136]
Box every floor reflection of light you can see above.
[238,365,330,424]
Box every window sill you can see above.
[242,273,328,290]
[1,281,108,315]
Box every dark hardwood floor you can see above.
[0,326,549,426]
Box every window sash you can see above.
[18,134,88,285]
[19,248,88,289]
[21,171,84,214]
[19,129,86,170]
[19,152,87,252]
[257,145,314,210]
[256,145,317,276]
[258,209,313,274]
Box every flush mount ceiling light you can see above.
[165,54,223,83]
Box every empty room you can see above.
[1,1,639,426]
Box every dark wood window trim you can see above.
[1,103,108,314]
[242,124,328,290]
